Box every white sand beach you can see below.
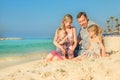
[104,36,120,52]
[0,36,120,80]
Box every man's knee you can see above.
[74,44,81,57]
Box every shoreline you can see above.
[0,52,48,69]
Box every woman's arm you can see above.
[59,36,68,44]
[53,29,66,54]
[71,27,77,51]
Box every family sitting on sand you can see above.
[45,12,108,61]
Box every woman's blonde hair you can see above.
[57,27,66,35]
[60,14,73,30]
[88,24,103,40]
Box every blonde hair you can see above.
[88,24,103,40]
[60,14,73,30]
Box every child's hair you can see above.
[87,24,103,40]
[60,14,73,30]
[57,27,67,36]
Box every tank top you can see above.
[67,27,74,47]
[90,41,101,55]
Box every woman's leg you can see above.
[52,54,64,61]
[45,53,54,62]
[45,50,58,62]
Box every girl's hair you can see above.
[60,14,73,30]
[87,24,103,40]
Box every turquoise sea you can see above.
[0,38,55,57]
[1,34,120,58]
[0,38,56,68]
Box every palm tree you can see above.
[104,30,107,34]
[110,16,114,32]
[106,20,111,33]
[118,24,120,33]
[115,18,119,33]
[115,18,119,26]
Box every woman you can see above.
[45,14,77,61]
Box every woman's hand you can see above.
[59,36,68,44]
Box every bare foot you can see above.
[102,53,109,57]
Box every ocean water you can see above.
[0,38,55,57]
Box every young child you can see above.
[74,24,107,60]
[56,27,68,58]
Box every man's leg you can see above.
[74,44,82,57]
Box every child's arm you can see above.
[87,38,91,50]
[98,38,107,57]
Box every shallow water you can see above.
[0,38,55,57]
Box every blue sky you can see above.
[0,0,120,38]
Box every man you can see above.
[74,12,99,57]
